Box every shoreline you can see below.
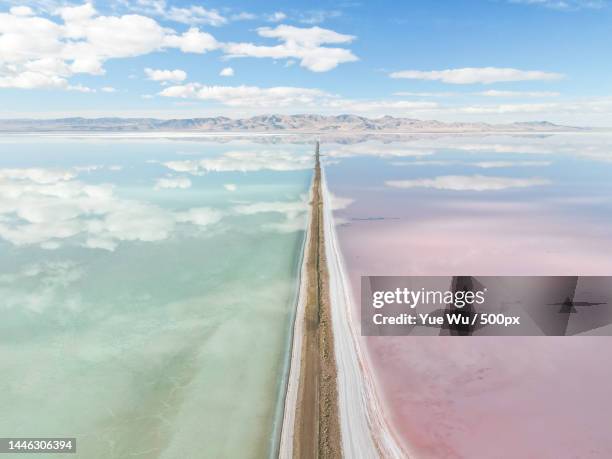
[321,169,410,458]
[278,175,314,458]
[271,188,312,459]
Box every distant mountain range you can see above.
[0,115,585,133]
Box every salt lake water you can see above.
[324,132,612,458]
[0,135,312,458]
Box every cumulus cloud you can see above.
[145,68,187,82]
[219,67,234,77]
[0,4,218,90]
[163,150,313,173]
[162,26,219,53]
[389,67,564,84]
[154,176,192,189]
[224,25,358,72]
[0,167,222,251]
[1,5,356,94]
[386,175,552,191]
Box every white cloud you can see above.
[325,99,438,112]
[326,143,434,158]
[158,82,445,113]
[389,67,564,84]
[224,25,357,72]
[159,83,328,107]
[454,103,559,114]
[0,167,222,251]
[0,261,83,313]
[477,90,561,97]
[393,160,552,168]
[73,165,102,173]
[298,10,342,25]
[67,83,95,93]
[267,11,287,22]
[154,176,192,189]
[145,68,187,82]
[121,0,226,26]
[257,24,354,47]
[392,97,612,123]
[219,67,234,77]
[164,5,226,26]
[9,6,33,16]
[0,72,66,89]
[232,200,308,233]
[162,27,219,53]
[175,207,223,226]
[0,5,218,90]
[0,168,75,183]
[224,183,237,191]
[233,201,305,216]
[0,5,353,94]
[393,91,458,97]
[392,89,560,98]
[231,12,257,21]
[328,193,353,210]
[392,160,460,167]
[386,175,551,191]
[101,86,116,93]
[473,161,552,168]
[163,150,313,174]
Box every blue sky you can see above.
[1,0,611,125]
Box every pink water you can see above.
[325,134,612,458]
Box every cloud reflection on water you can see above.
[324,132,612,459]
[0,167,222,251]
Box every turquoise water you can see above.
[0,136,313,458]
